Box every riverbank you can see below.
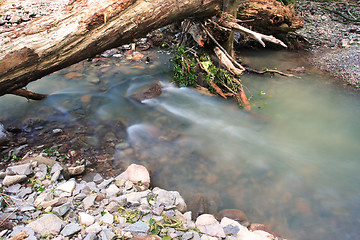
[0,158,281,240]
[295,0,360,89]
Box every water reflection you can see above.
[0,50,360,240]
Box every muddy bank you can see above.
[295,0,360,89]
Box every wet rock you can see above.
[116,164,151,188]
[129,81,162,103]
[79,212,95,226]
[68,165,85,176]
[26,214,65,235]
[215,209,249,227]
[60,222,82,237]
[195,214,226,238]
[2,175,27,186]
[0,123,10,145]
[6,163,32,176]
[248,223,282,239]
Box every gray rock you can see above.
[123,221,149,234]
[19,205,36,212]
[9,226,35,239]
[60,222,82,237]
[6,183,22,194]
[51,170,61,182]
[152,187,187,212]
[85,222,102,234]
[84,232,98,240]
[98,178,114,189]
[2,175,27,186]
[6,163,32,176]
[17,187,32,198]
[0,123,10,145]
[52,203,72,217]
[83,194,97,209]
[26,214,65,235]
[51,163,64,174]
[93,173,103,183]
[100,228,116,240]
[105,201,121,213]
[182,231,194,240]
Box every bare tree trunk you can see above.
[0,0,220,97]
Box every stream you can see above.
[1,49,360,239]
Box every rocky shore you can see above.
[295,0,360,88]
[0,157,281,240]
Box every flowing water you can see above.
[1,49,360,239]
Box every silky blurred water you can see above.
[0,49,360,239]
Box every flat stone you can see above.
[26,214,65,235]
[60,222,82,237]
[56,180,76,193]
[79,212,95,226]
[52,203,72,217]
[105,201,121,213]
[129,236,162,240]
[6,183,21,194]
[2,175,27,186]
[51,170,61,182]
[85,222,102,234]
[6,163,32,176]
[83,194,97,209]
[123,221,149,233]
[116,164,151,188]
[8,226,35,239]
[195,214,226,238]
[100,228,116,240]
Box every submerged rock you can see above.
[129,81,162,102]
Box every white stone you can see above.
[26,214,65,235]
[2,175,27,186]
[195,214,226,238]
[106,184,120,196]
[100,212,114,225]
[79,212,95,226]
[83,194,97,210]
[115,164,151,188]
[85,222,102,234]
[56,180,76,193]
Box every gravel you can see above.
[295,0,360,88]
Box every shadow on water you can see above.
[1,49,360,239]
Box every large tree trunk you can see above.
[0,0,220,97]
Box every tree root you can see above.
[10,89,48,100]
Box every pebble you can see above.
[6,163,32,175]
[2,175,27,186]
[0,159,282,240]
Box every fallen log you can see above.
[0,0,220,97]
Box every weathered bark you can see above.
[0,0,220,97]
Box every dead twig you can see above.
[247,68,301,78]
